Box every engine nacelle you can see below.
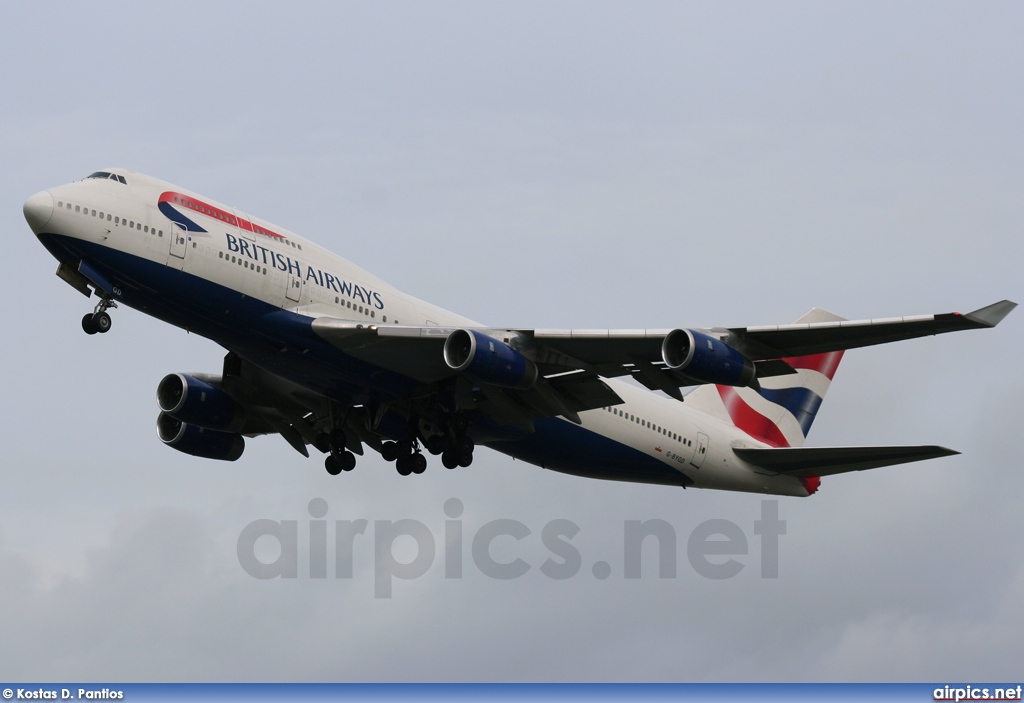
[443,329,538,389]
[661,329,756,387]
[157,373,245,433]
[156,412,245,461]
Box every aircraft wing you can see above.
[522,299,1016,366]
[310,300,1015,418]
[733,445,959,478]
[722,299,1017,360]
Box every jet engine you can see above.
[156,412,245,461]
[443,329,538,389]
[157,373,245,433]
[661,329,757,387]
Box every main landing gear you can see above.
[82,297,117,335]
[380,441,428,476]
[320,428,357,476]
[380,431,474,476]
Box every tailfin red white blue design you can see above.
[684,308,846,448]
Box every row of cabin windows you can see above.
[603,405,693,447]
[332,296,381,320]
[218,250,268,275]
[58,200,163,238]
[170,196,302,251]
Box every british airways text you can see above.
[225,232,384,309]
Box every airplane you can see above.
[23,168,1015,497]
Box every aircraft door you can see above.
[691,432,709,469]
[170,223,187,259]
[285,275,302,304]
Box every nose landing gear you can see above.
[82,297,117,335]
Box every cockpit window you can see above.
[86,171,127,184]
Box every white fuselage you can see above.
[27,169,809,496]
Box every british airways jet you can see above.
[23,169,1015,496]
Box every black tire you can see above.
[341,451,357,472]
[396,455,413,476]
[458,450,473,468]
[82,314,98,335]
[412,453,427,474]
[424,435,445,455]
[92,311,111,333]
[380,441,399,462]
[451,414,468,433]
[441,450,459,470]
[458,436,475,455]
[325,455,343,476]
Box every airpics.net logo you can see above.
[237,498,788,598]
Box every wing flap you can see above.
[733,445,959,478]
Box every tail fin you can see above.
[684,308,846,448]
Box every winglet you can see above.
[964,300,1017,328]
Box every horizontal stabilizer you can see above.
[733,445,959,478]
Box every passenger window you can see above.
[383,315,387,322]
[75,205,80,212]
[108,215,112,221]
[57,201,63,207]
[144,225,149,233]
[114,217,119,224]
[91,210,96,216]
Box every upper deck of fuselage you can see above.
[28,168,479,328]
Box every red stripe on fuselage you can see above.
[158,192,286,240]
[717,386,790,447]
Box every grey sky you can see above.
[1,1,1022,682]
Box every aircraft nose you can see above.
[23,190,54,232]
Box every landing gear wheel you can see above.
[92,311,111,334]
[458,450,474,468]
[451,414,469,434]
[441,450,459,470]
[380,441,399,462]
[396,454,413,476]
[424,435,445,455]
[341,451,357,472]
[325,455,343,476]
[411,453,427,474]
[82,314,98,335]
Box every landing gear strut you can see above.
[82,296,117,335]
[322,427,356,476]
